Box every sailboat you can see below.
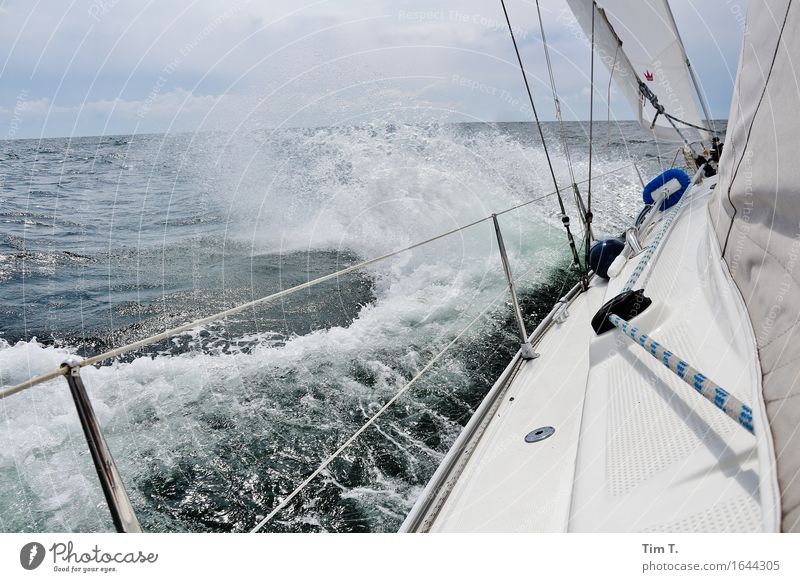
[401,0,796,533]
[1,0,797,534]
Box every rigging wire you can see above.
[638,79,696,153]
[251,282,509,531]
[587,0,700,152]
[606,44,619,146]
[534,0,590,239]
[0,163,636,400]
[499,0,585,284]
[662,111,716,133]
[661,0,718,139]
[585,3,596,272]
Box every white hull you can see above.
[402,175,779,532]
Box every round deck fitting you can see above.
[524,426,555,443]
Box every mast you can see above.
[661,0,716,137]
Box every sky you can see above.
[0,0,748,139]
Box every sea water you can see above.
[0,121,698,532]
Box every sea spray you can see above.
[0,121,655,532]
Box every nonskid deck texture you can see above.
[425,281,602,532]
[416,176,777,532]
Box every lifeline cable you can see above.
[499,0,585,281]
[0,162,637,399]
[251,281,511,531]
[638,80,696,153]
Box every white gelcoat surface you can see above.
[424,177,775,532]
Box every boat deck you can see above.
[403,175,779,532]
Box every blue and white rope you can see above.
[622,166,704,292]
[622,197,686,292]
[608,314,754,434]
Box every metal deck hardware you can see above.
[61,358,142,533]
[525,426,555,443]
[1,162,641,532]
[492,214,538,361]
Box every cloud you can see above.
[0,89,248,137]
[0,0,746,138]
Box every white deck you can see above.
[408,176,779,532]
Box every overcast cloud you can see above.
[0,0,747,139]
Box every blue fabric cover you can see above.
[642,168,690,210]
[589,238,625,279]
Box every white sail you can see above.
[564,0,710,143]
[709,0,800,532]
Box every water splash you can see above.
[0,121,650,532]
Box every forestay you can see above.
[564,0,710,143]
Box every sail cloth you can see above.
[709,0,800,533]
[564,0,710,143]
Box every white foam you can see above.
[1,123,643,531]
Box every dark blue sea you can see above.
[0,121,718,532]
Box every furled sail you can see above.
[564,0,711,143]
[709,0,800,533]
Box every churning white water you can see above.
[0,121,654,531]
